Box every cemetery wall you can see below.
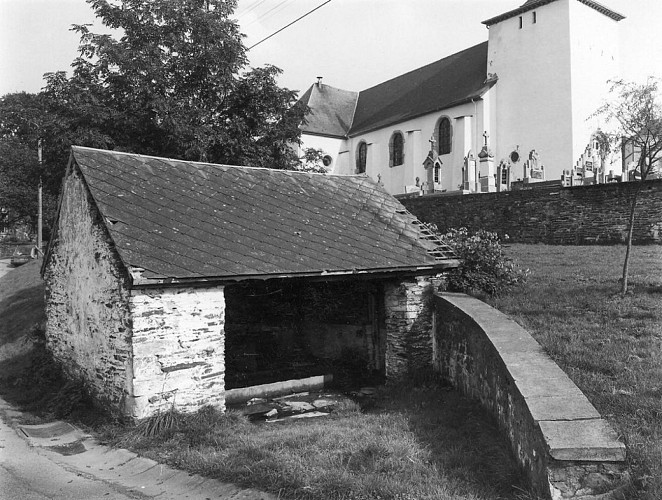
[398,179,662,244]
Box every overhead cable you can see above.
[247,0,332,51]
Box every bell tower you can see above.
[483,0,624,180]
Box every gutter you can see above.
[128,260,462,288]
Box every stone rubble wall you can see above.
[434,292,629,500]
[130,286,226,419]
[398,179,662,245]
[383,277,436,379]
[44,168,133,417]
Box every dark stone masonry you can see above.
[398,179,662,245]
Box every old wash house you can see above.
[299,0,625,195]
[43,146,458,419]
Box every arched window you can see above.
[389,132,404,167]
[356,142,367,173]
[434,164,441,184]
[438,117,451,155]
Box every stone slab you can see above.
[19,421,90,446]
[526,395,601,422]
[539,419,626,462]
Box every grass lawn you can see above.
[491,244,662,500]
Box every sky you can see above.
[1,0,661,98]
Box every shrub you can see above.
[438,227,528,296]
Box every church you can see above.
[298,0,624,195]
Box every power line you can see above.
[247,0,332,51]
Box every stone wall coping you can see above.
[438,292,626,462]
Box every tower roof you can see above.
[482,0,624,26]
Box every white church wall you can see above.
[344,99,487,195]
[568,0,621,167]
[488,0,574,182]
[299,134,347,172]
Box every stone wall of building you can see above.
[433,292,629,499]
[383,277,435,380]
[130,286,226,419]
[398,179,662,244]
[44,167,133,417]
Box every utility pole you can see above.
[37,139,43,257]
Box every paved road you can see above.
[0,404,138,500]
[0,397,276,500]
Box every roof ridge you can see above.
[73,146,367,178]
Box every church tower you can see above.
[483,0,624,180]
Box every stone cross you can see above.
[483,130,489,147]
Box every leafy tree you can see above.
[54,0,306,167]
[1,0,307,234]
[594,78,662,293]
[0,93,64,235]
[297,147,331,173]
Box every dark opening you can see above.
[224,278,386,390]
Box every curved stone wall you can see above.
[433,292,629,499]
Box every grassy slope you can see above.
[0,260,45,380]
[490,245,662,500]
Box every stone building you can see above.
[43,146,458,419]
[299,0,625,195]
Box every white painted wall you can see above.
[299,134,347,172]
[488,0,574,181]
[568,0,621,167]
[336,99,487,195]
[488,0,622,181]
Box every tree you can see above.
[594,78,662,293]
[52,0,306,167]
[297,147,331,173]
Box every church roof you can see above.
[299,83,358,138]
[349,42,492,136]
[298,43,492,139]
[482,0,624,26]
[61,146,458,285]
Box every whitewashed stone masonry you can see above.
[130,286,226,419]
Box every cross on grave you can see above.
[429,134,436,149]
[483,130,489,147]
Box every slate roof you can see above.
[482,0,624,26]
[299,83,358,138]
[299,42,493,138]
[349,42,492,136]
[67,147,457,285]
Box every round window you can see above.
[509,151,520,163]
[322,155,333,167]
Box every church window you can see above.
[519,16,523,28]
[438,117,452,155]
[389,132,404,167]
[356,142,367,173]
[434,164,441,184]
[532,11,537,23]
